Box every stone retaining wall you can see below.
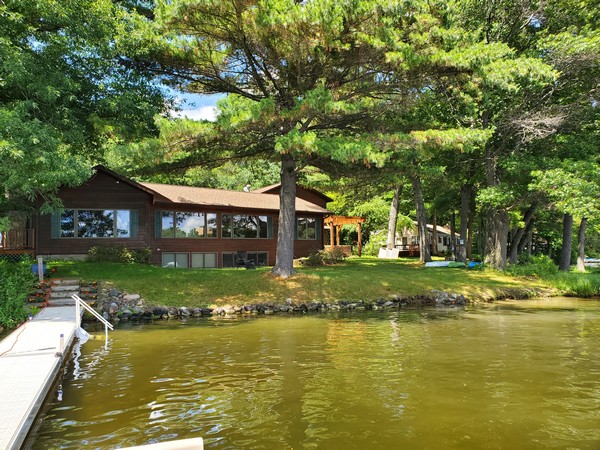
[91,284,470,323]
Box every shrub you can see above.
[0,259,36,329]
[322,246,346,264]
[507,254,559,277]
[301,252,325,267]
[363,233,387,257]
[87,245,151,264]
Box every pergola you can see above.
[323,215,366,257]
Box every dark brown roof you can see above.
[140,182,330,214]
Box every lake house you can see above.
[1,165,332,268]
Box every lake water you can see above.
[30,298,600,449]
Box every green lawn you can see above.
[45,257,591,308]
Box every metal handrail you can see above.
[72,294,113,349]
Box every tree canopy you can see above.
[0,0,167,219]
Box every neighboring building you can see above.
[2,166,331,268]
[397,222,459,256]
[377,222,459,258]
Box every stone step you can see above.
[47,299,96,307]
[47,299,76,306]
[52,279,80,286]
[50,292,79,299]
[52,285,80,292]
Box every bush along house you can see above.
[29,166,331,268]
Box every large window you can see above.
[191,253,217,268]
[222,251,268,268]
[156,211,217,238]
[221,215,272,239]
[296,217,320,240]
[162,252,189,269]
[162,252,218,269]
[55,209,134,238]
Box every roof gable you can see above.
[252,183,334,203]
[91,165,158,197]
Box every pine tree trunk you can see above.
[450,212,456,260]
[483,143,508,269]
[458,185,470,262]
[411,174,431,263]
[576,217,587,272]
[386,184,402,250]
[524,228,533,258]
[518,216,535,255]
[467,202,474,259]
[559,213,573,272]
[271,153,297,278]
[484,208,509,269]
[509,205,536,265]
[432,213,438,256]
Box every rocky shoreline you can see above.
[89,283,546,323]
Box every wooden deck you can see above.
[396,244,420,257]
[0,229,35,258]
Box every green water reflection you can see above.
[31,298,600,449]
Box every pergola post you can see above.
[357,222,362,257]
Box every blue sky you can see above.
[171,92,225,121]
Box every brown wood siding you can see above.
[37,170,326,267]
[37,171,153,256]
[148,209,323,266]
[296,188,330,209]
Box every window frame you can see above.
[191,252,218,269]
[222,251,268,268]
[162,252,190,269]
[156,211,218,239]
[295,217,321,241]
[221,214,273,239]
[56,209,134,239]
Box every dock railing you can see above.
[72,294,113,349]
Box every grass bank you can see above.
[44,257,599,308]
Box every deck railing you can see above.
[395,243,420,254]
[0,229,35,250]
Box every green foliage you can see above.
[548,273,600,298]
[0,260,35,329]
[321,247,346,264]
[0,0,166,214]
[300,248,347,266]
[507,255,559,277]
[349,197,393,234]
[476,185,517,210]
[87,245,151,264]
[363,233,388,257]
[301,252,325,267]
[530,162,600,219]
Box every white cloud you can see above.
[173,106,219,122]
